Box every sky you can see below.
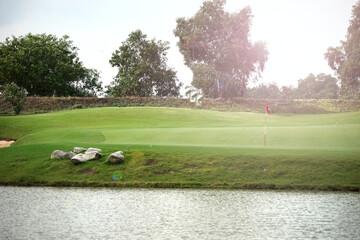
[0,0,357,94]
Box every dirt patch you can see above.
[0,140,14,148]
[155,170,177,175]
[146,159,157,166]
[77,168,98,175]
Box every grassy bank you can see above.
[0,107,359,191]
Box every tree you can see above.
[174,0,268,98]
[191,63,217,98]
[247,82,281,99]
[1,82,26,115]
[0,33,102,97]
[325,1,360,98]
[107,30,181,97]
[296,73,339,99]
[280,85,296,100]
[246,74,339,100]
[184,85,202,102]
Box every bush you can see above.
[1,83,26,115]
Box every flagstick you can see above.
[264,133,266,146]
[264,111,267,147]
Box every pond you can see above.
[0,186,359,239]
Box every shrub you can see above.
[1,83,26,115]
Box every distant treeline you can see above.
[247,73,340,100]
[1,1,359,100]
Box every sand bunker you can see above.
[0,140,14,148]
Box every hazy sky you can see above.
[0,0,357,93]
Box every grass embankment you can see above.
[0,107,359,191]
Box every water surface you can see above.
[0,186,359,239]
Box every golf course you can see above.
[0,107,359,191]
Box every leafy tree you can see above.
[1,82,26,115]
[280,85,296,100]
[325,1,360,98]
[247,82,280,99]
[108,30,181,97]
[191,63,217,98]
[174,0,268,98]
[0,33,102,97]
[296,73,339,99]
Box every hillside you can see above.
[0,107,359,190]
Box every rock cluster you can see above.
[50,147,125,165]
[71,147,102,165]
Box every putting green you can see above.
[2,107,359,152]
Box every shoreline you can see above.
[0,181,358,192]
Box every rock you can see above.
[51,150,75,159]
[71,152,102,165]
[73,147,87,153]
[85,147,102,153]
[71,154,88,165]
[107,151,125,164]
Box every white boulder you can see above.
[106,151,125,164]
[73,147,87,153]
[85,148,102,153]
[71,152,102,165]
[51,150,75,159]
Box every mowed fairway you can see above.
[0,107,359,190]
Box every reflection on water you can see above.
[0,186,359,239]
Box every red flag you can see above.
[266,102,271,115]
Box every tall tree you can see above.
[174,0,268,98]
[191,63,217,98]
[0,33,102,97]
[108,30,181,97]
[325,1,360,98]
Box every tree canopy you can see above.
[325,0,360,98]
[107,30,181,97]
[174,0,268,98]
[0,33,102,97]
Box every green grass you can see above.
[0,107,359,191]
